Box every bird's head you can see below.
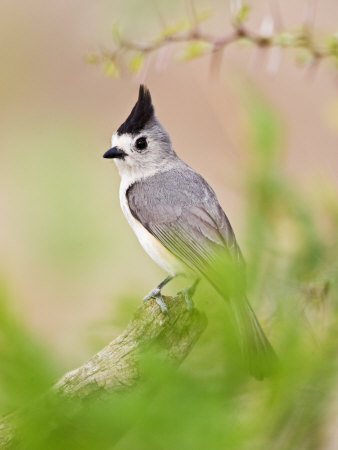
[104,85,176,179]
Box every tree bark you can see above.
[0,294,207,447]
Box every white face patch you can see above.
[111,131,151,180]
[111,132,134,153]
[109,122,175,182]
[110,132,135,176]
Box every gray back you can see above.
[127,163,243,272]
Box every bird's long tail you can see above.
[228,296,277,379]
[203,258,277,378]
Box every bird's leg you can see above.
[143,275,174,314]
[178,278,200,311]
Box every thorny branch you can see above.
[86,0,338,78]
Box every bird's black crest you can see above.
[117,85,154,135]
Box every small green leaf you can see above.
[128,53,144,73]
[325,33,338,57]
[181,41,210,61]
[293,29,311,48]
[102,60,119,78]
[85,53,100,64]
[161,19,191,38]
[155,10,211,41]
[235,4,250,24]
[111,23,121,42]
[274,32,294,47]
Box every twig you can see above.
[89,6,337,77]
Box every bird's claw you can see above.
[143,287,160,303]
[178,287,195,311]
[143,288,168,314]
[178,280,199,311]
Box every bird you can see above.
[103,85,276,378]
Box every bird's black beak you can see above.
[103,147,126,159]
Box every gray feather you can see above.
[126,163,243,274]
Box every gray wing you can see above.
[127,166,243,274]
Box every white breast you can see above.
[119,180,185,276]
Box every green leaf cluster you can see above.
[181,41,210,61]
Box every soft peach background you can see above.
[0,0,337,366]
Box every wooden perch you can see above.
[0,294,207,447]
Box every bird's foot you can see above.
[143,288,168,314]
[178,279,199,311]
[178,288,194,311]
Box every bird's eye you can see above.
[135,136,147,150]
